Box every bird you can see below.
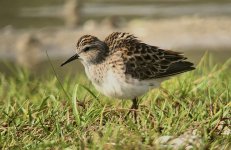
[61,32,195,120]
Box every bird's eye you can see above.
[83,46,91,52]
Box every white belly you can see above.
[91,69,161,99]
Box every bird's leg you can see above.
[131,98,139,123]
[125,97,139,122]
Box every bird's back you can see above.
[104,32,195,81]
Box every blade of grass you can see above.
[79,84,100,102]
[46,50,70,101]
[73,83,81,126]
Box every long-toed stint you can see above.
[61,32,195,120]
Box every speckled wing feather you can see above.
[104,32,195,80]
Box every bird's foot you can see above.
[124,98,139,123]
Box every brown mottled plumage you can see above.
[104,32,194,80]
[61,32,195,120]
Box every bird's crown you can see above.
[76,35,99,48]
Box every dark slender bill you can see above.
[61,53,79,66]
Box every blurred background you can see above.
[0,0,230,76]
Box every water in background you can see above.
[1,0,231,28]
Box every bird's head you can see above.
[61,35,108,66]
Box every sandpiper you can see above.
[61,32,195,119]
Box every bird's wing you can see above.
[104,32,195,80]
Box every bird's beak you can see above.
[61,53,79,66]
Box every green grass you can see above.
[0,53,230,149]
